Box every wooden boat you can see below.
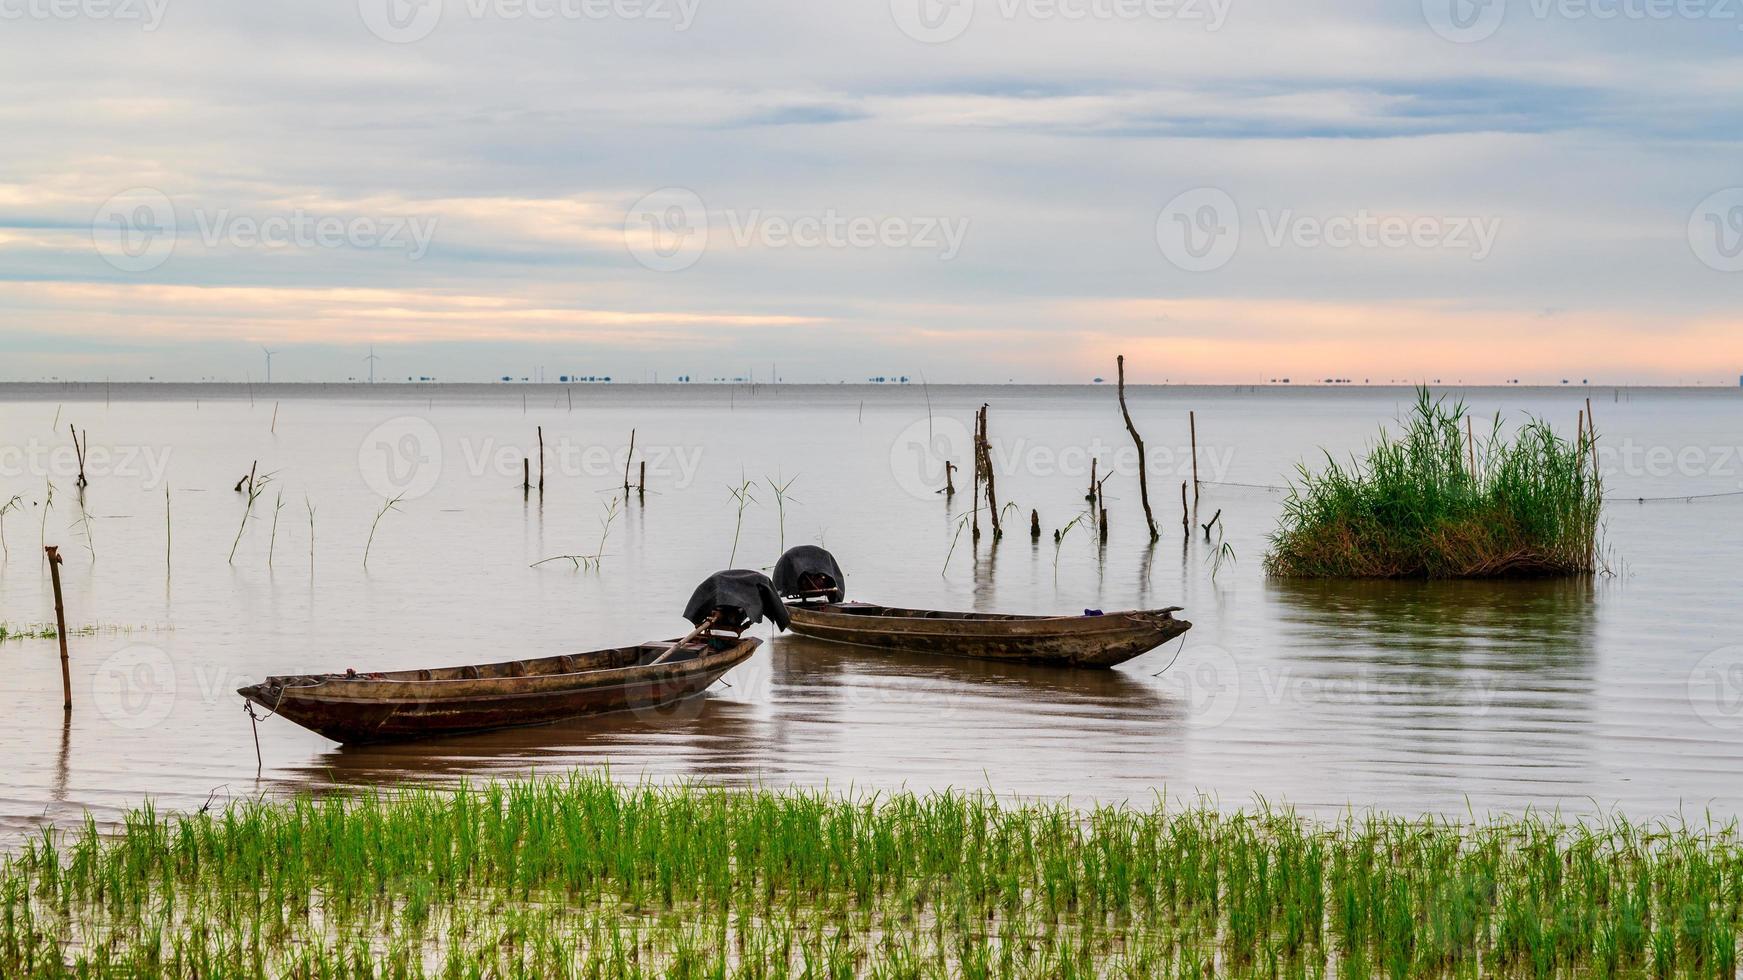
[238,635,759,744]
[784,602,1190,668]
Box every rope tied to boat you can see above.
[242,682,297,773]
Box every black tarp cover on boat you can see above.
[772,545,846,602]
[684,569,791,631]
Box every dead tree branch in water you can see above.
[1116,356,1158,540]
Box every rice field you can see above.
[5,772,1741,978]
[1266,388,1603,579]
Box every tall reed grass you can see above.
[5,772,1738,978]
[1267,388,1602,578]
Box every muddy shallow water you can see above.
[2,382,1740,835]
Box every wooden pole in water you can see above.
[944,460,956,497]
[1189,411,1199,504]
[638,460,646,499]
[45,546,71,711]
[1115,356,1158,540]
[1030,509,1040,540]
[971,412,981,541]
[1181,481,1190,534]
[623,429,636,494]
[522,458,530,495]
[537,426,545,492]
[979,404,1002,538]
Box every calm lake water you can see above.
[2,382,1741,834]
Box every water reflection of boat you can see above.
[772,633,1182,719]
[286,695,769,790]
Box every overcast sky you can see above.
[1,0,1739,383]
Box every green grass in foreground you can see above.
[1267,388,1602,578]
[4,774,1741,978]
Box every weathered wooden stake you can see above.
[944,460,956,497]
[1115,356,1158,540]
[971,420,982,541]
[638,460,646,499]
[978,404,1002,538]
[45,545,71,711]
[69,426,88,488]
[1189,410,1199,503]
[537,426,545,492]
[1099,508,1109,543]
[1181,481,1190,534]
[623,428,636,493]
[522,458,530,494]
[1201,508,1222,539]
[1030,509,1040,540]
[1085,458,1098,502]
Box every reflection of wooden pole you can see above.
[45,546,71,711]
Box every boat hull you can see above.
[785,603,1189,668]
[239,637,758,744]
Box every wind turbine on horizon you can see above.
[262,347,278,383]
[365,345,380,384]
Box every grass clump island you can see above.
[5,773,1742,978]
[1266,388,1603,579]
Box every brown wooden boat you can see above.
[237,635,759,744]
[784,602,1190,668]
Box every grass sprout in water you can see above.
[362,492,406,569]
[4,773,1741,978]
